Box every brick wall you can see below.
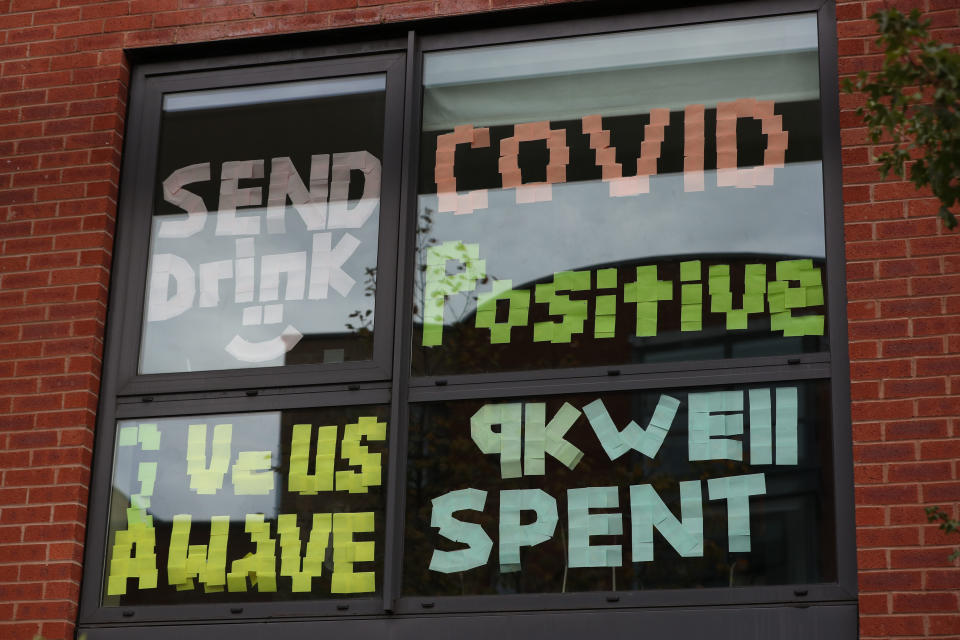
[837,0,960,637]
[0,0,958,638]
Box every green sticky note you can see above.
[807,284,824,306]
[680,260,701,281]
[595,295,616,316]
[475,279,531,345]
[594,315,616,337]
[681,284,702,305]
[785,286,806,308]
[596,268,617,289]
[138,424,161,451]
[118,426,138,447]
[711,291,733,312]
[725,310,748,330]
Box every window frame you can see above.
[112,50,407,396]
[79,0,856,633]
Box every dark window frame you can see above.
[79,0,856,636]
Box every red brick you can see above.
[887,461,953,483]
[926,569,960,590]
[858,525,921,547]
[879,297,942,318]
[896,578,960,611]
[891,547,959,568]
[885,419,949,440]
[845,239,908,261]
[851,399,915,421]
[881,337,945,357]
[884,377,947,397]
[911,235,960,256]
[928,615,960,635]
[0,505,52,525]
[848,319,909,340]
[918,396,960,416]
[856,483,919,505]
[859,571,923,592]
[879,257,943,278]
[920,440,960,461]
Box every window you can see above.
[80,2,856,638]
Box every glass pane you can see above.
[140,74,385,374]
[102,406,389,605]
[413,15,828,376]
[403,381,836,595]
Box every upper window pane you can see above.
[140,74,385,374]
[413,15,828,376]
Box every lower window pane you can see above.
[403,381,835,596]
[103,405,388,605]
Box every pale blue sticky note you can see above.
[429,489,492,573]
[567,486,621,568]
[630,481,703,562]
[775,387,799,465]
[470,403,523,478]
[688,391,744,462]
[707,473,766,553]
[498,489,558,573]
[748,388,772,465]
[585,396,679,461]
[543,402,584,470]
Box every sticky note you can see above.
[584,395,679,461]
[336,416,387,494]
[523,402,584,475]
[429,488,492,574]
[475,280,530,344]
[227,514,277,592]
[567,486,621,568]
[688,391,744,461]
[422,241,486,347]
[533,271,590,344]
[106,507,157,596]
[232,450,275,495]
[769,260,825,337]
[118,426,138,447]
[622,265,672,337]
[748,388,773,465]
[186,423,232,495]
[278,513,332,592]
[680,260,700,282]
[630,481,703,562]
[167,514,229,591]
[707,473,767,553]
[499,489,558,572]
[331,512,376,593]
[775,387,799,465]
[288,423,337,495]
[471,404,523,479]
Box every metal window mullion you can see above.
[408,361,833,404]
[382,30,424,612]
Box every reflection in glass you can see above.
[403,381,836,596]
[413,15,829,376]
[140,74,386,374]
[103,406,388,605]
